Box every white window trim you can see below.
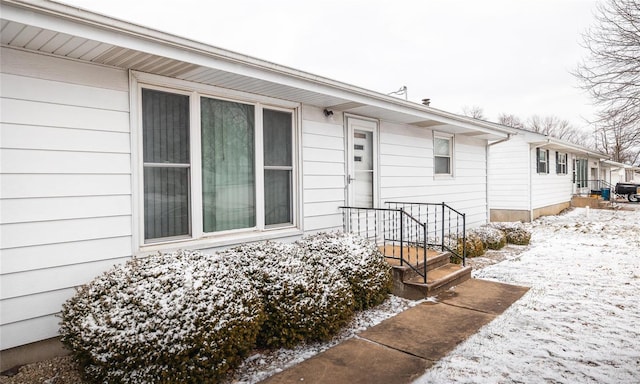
[129,71,302,254]
[536,148,549,174]
[433,132,454,178]
[556,152,568,175]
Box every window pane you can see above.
[354,130,373,171]
[264,109,292,166]
[354,170,374,207]
[144,167,190,239]
[142,89,191,241]
[434,137,450,156]
[265,169,292,225]
[142,89,190,164]
[435,156,450,174]
[201,97,256,232]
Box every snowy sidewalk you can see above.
[260,279,529,384]
[415,205,640,383]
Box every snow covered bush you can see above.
[223,241,355,349]
[489,222,531,245]
[457,233,486,258]
[470,225,507,250]
[297,232,393,311]
[59,250,263,384]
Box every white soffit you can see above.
[0,1,510,139]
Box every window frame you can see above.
[433,132,454,177]
[131,72,301,252]
[536,148,549,174]
[556,152,568,175]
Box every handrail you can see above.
[385,201,466,266]
[339,206,429,283]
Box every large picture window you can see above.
[141,86,296,243]
[201,98,255,232]
[574,158,588,188]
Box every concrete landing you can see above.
[260,278,529,384]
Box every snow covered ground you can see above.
[416,204,640,383]
[228,204,639,384]
[2,205,637,384]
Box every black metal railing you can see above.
[339,206,428,282]
[386,202,466,266]
[575,179,614,195]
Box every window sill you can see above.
[136,227,303,256]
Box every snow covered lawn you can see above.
[416,205,640,383]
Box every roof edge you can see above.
[1,0,512,137]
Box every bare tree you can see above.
[461,105,486,120]
[575,0,640,164]
[497,113,525,129]
[526,115,592,147]
[594,109,640,164]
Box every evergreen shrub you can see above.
[223,241,355,349]
[296,232,393,311]
[489,222,532,245]
[59,250,263,384]
[471,226,508,250]
[458,233,486,258]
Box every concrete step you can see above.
[392,263,472,300]
[388,250,451,285]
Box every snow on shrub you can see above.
[222,241,355,349]
[296,232,393,311]
[457,233,486,258]
[470,226,507,250]
[489,222,532,245]
[59,250,263,384]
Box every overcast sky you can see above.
[62,0,600,128]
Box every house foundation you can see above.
[0,337,68,373]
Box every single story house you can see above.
[0,0,514,367]
[488,127,608,222]
[601,160,640,185]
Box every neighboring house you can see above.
[488,127,608,222]
[601,160,640,185]
[0,0,513,365]
[601,160,627,186]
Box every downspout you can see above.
[486,134,512,222]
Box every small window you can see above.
[556,152,567,174]
[434,135,452,175]
[536,148,549,174]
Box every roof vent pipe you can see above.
[422,98,431,106]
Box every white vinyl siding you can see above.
[0,48,131,349]
[301,106,345,232]
[531,149,573,210]
[487,135,531,211]
[380,123,488,229]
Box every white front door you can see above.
[346,117,378,208]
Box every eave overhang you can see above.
[1,0,513,140]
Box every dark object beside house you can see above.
[614,183,640,202]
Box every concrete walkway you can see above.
[260,278,529,384]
